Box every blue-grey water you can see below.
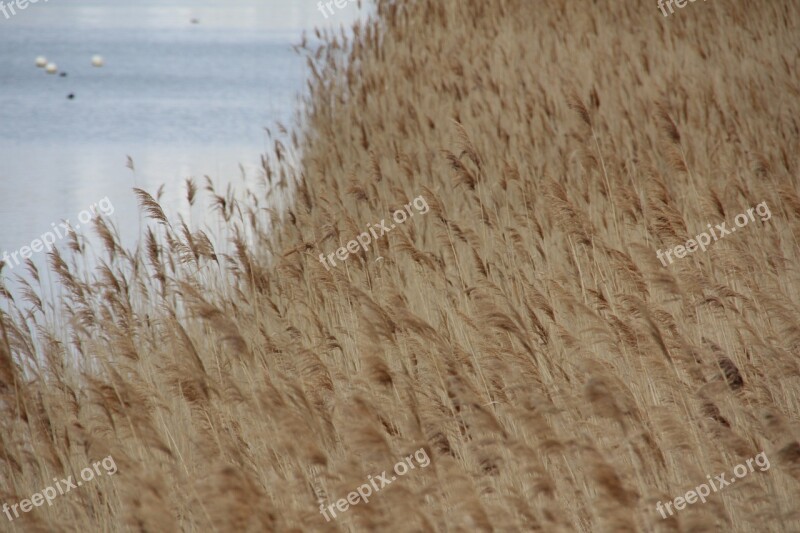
[0,0,364,293]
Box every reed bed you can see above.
[1,0,800,531]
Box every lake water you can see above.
[0,0,363,290]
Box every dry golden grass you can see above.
[2,0,800,531]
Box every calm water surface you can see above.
[0,0,363,290]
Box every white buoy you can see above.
[91,55,104,67]
[45,63,57,74]
[35,56,47,68]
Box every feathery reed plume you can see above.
[133,187,171,229]
[0,1,797,531]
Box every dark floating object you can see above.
[190,18,199,24]
[59,72,67,77]
[67,93,75,99]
